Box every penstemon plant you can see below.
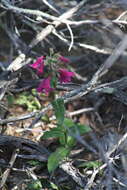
[29,51,91,173]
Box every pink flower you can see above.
[37,77,53,95]
[29,56,44,74]
[58,69,75,83]
[59,56,70,63]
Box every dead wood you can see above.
[0,134,49,156]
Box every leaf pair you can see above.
[48,147,70,173]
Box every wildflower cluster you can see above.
[29,55,75,95]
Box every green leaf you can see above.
[27,160,41,166]
[77,124,92,134]
[66,135,76,147]
[63,118,74,128]
[52,98,65,125]
[27,180,42,190]
[48,147,70,173]
[59,134,66,146]
[15,92,41,111]
[16,94,27,105]
[50,182,59,190]
[78,161,102,169]
[32,98,41,109]
[64,118,91,136]
[42,127,64,139]
[7,95,14,105]
[68,124,91,137]
[41,114,50,123]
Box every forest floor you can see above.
[1,0,127,189]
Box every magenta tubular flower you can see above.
[29,56,44,74]
[37,77,53,95]
[59,56,70,63]
[58,69,75,83]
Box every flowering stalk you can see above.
[29,54,75,95]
